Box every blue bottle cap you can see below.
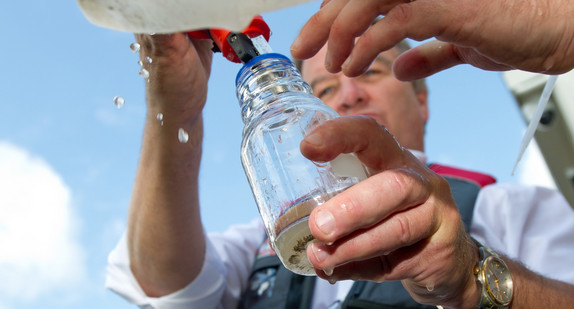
[236,53,292,86]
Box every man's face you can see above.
[300,46,429,151]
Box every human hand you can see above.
[300,116,480,308]
[135,33,214,121]
[291,0,574,79]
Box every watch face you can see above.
[484,256,513,304]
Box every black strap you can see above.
[238,254,316,309]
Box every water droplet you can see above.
[139,68,150,80]
[426,283,435,292]
[113,96,125,109]
[178,128,189,143]
[323,267,334,276]
[137,60,143,67]
[156,113,164,126]
[145,56,153,64]
[129,42,141,53]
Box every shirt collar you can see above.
[408,149,427,164]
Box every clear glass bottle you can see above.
[236,53,368,275]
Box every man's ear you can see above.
[416,91,429,124]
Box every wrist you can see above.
[436,233,482,309]
[143,106,205,155]
[147,95,206,124]
[446,236,482,309]
[463,238,483,309]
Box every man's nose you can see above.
[334,79,367,115]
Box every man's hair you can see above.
[293,38,427,94]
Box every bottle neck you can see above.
[236,53,313,124]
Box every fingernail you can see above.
[323,266,334,276]
[342,55,352,71]
[290,37,301,54]
[315,209,335,235]
[324,59,333,72]
[304,132,323,147]
[311,242,329,263]
[325,50,334,72]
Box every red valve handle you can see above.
[188,15,271,63]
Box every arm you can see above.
[506,258,574,308]
[127,33,214,297]
[299,116,574,308]
[291,0,574,79]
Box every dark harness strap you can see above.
[238,253,316,309]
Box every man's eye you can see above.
[317,87,334,98]
[364,69,381,76]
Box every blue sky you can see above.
[0,1,555,308]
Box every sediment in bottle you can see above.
[272,190,342,275]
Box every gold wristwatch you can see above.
[473,240,513,308]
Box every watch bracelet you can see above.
[472,238,513,309]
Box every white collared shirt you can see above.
[105,152,574,308]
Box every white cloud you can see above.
[515,140,557,189]
[0,141,86,304]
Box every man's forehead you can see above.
[302,49,396,83]
[374,52,394,68]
